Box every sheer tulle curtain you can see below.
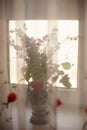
[0,0,87,130]
[0,0,58,130]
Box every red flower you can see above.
[85,107,87,114]
[29,81,43,90]
[56,98,62,107]
[7,92,17,103]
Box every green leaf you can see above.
[25,71,32,81]
[62,81,72,88]
[58,70,64,75]
[62,62,71,70]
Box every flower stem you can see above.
[0,106,4,117]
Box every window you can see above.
[9,20,79,88]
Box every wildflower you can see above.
[59,74,71,88]
[0,92,17,121]
[85,107,87,114]
[56,98,62,107]
[7,92,17,103]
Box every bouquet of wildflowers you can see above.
[9,25,72,89]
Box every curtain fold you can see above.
[7,0,79,20]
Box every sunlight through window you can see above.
[9,20,79,88]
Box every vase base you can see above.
[30,112,49,125]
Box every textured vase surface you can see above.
[29,89,49,125]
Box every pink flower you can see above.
[7,92,17,103]
[59,74,70,83]
[29,81,43,90]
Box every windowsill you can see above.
[57,86,79,91]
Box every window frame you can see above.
[8,20,79,89]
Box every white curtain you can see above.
[0,0,87,130]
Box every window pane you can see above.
[56,20,79,88]
[9,20,79,88]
